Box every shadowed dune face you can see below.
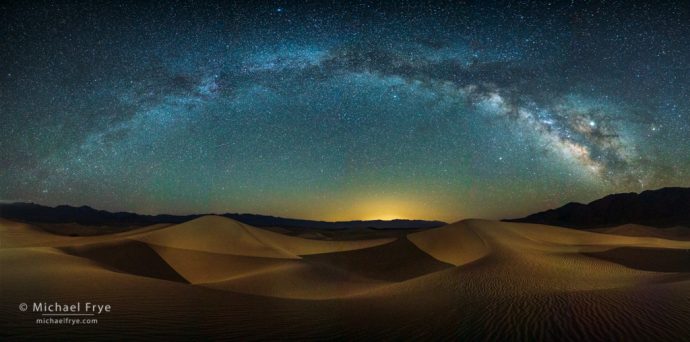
[146,245,298,284]
[2,216,690,339]
[301,238,453,282]
[59,241,189,283]
[407,220,490,266]
[584,247,690,273]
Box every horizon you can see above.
[3,185,686,223]
[0,199,447,223]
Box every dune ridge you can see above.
[407,220,490,266]
[132,215,395,259]
[589,224,690,241]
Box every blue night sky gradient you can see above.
[1,1,689,221]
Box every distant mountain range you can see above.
[508,187,690,228]
[4,187,688,231]
[0,202,446,230]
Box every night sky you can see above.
[2,1,689,222]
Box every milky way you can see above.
[2,1,689,221]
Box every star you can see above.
[1,1,688,222]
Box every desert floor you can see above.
[2,216,689,340]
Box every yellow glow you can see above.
[248,192,461,223]
[356,200,411,220]
[326,196,437,222]
[368,213,405,221]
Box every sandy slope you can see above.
[0,218,170,248]
[387,220,690,296]
[589,224,690,240]
[407,220,489,266]
[0,216,399,299]
[131,215,394,258]
[2,217,690,340]
[0,219,77,248]
[201,261,387,299]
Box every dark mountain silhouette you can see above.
[507,187,690,228]
[0,202,445,230]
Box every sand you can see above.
[0,218,171,248]
[407,220,489,266]
[131,215,394,258]
[0,219,83,248]
[589,223,690,241]
[2,217,689,340]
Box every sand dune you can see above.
[369,219,690,297]
[60,240,188,283]
[584,247,690,273]
[407,220,490,266]
[147,245,292,283]
[201,238,453,299]
[0,216,401,299]
[493,220,690,248]
[2,217,690,339]
[131,215,299,258]
[141,218,444,299]
[302,238,452,282]
[0,218,170,248]
[0,219,86,248]
[201,261,386,299]
[347,220,690,339]
[589,224,690,240]
[132,215,394,258]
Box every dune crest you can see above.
[0,219,75,248]
[407,220,490,266]
[589,224,690,241]
[132,215,394,258]
[0,218,171,248]
[132,215,299,258]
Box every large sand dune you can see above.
[132,215,394,258]
[2,216,689,340]
[0,218,170,248]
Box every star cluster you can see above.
[2,1,689,221]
